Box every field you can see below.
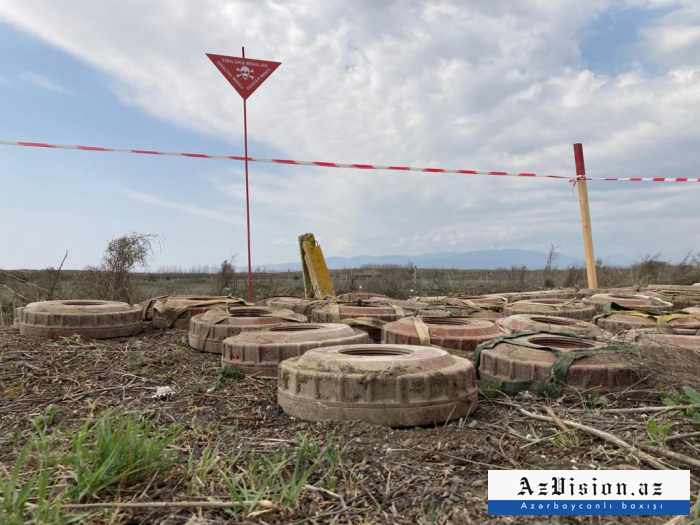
[2,324,699,524]
[1,261,700,523]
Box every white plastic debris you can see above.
[152,386,175,400]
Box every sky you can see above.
[0,0,699,270]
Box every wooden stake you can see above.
[573,143,598,290]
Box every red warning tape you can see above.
[1,140,698,182]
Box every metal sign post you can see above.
[206,49,281,301]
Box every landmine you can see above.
[614,328,700,353]
[337,292,388,302]
[278,344,478,427]
[152,296,249,329]
[19,300,142,339]
[419,305,503,320]
[575,287,639,299]
[583,293,674,314]
[507,289,579,301]
[189,306,307,354]
[408,294,507,309]
[497,314,609,338]
[644,285,700,310]
[596,310,700,335]
[13,306,24,329]
[311,303,404,341]
[263,297,329,317]
[476,333,639,396]
[503,299,595,321]
[222,323,368,377]
[381,316,502,355]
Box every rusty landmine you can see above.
[575,287,639,299]
[614,329,700,352]
[596,314,700,335]
[684,307,700,317]
[19,300,143,339]
[278,344,478,427]
[265,296,326,316]
[222,322,368,377]
[418,305,504,319]
[13,306,24,329]
[337,292,388,302]
[583,293,674,314]
[502,299,595,320]
[366,297,429,314]
[477,333,638,395]
[189,306,307,354]
[641,285,700,309]
[381,316,502,353]
[497,314,609,338]
[508,289,579,302]
[408,294,507,310]
[311,303,402,341]
[151,295,234,329]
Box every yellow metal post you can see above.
[298,233,335,298]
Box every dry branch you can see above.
[518,407,670,470]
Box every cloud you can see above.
[1,1,699,264]
[20,71,66,93]
[120,187,242,226]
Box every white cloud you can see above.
[20,71,66,93]
[120,188,242,226]
[1,0,699,265]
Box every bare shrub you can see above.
[543,244,560,288]
[217,256,238,295]
[74,233,162,303]
[616,335,700,391]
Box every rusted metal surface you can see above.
[503,299,595,320]
[478,334,639,394]
[188,306,306,354]
[19,300,142,339]
[583,293,674,313]
[382,317,502,353]
[497,314,609,338]
[278,344,478,427]
[222,323,367,377]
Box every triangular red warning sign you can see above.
[206,53,281,100]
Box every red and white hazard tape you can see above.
[1,140,698,182]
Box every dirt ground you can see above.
[1,325,697,524]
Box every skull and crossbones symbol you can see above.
[236,66,255,80]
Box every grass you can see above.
[0,410,347,523]
[218,433,345,519]
[66,412,181,502]
[218,364,245,387]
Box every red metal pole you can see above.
[243,99,253,302]
[242,46,253,302]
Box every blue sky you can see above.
[1,1,699,270]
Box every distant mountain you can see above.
[251,249,584,272]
